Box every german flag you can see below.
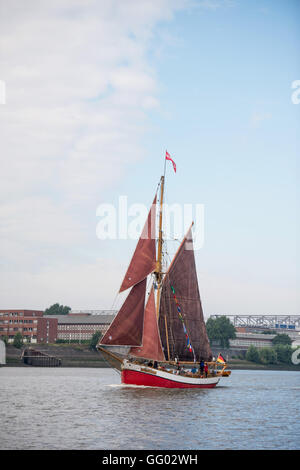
[217,353,226,364]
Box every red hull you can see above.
[121,369,218,389]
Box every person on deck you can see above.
[199,359,204,376]
[204,362,208,378]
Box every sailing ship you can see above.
[97,153,230,388]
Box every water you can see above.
[0,367,299,450]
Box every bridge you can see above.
[210,315,300,330]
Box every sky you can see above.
[0,0,299,317]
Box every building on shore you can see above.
[0,309,55,344]
[230,331,276,349]
[0,309,116,344]
[209,315,300,359]
[44,312,116,342]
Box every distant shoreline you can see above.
[2,344,300,371]
[226,359,300,372]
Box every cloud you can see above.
[250,111,272,128]
[0,257,127,310]
[1,0,189,199]
[0,0,187,308]
[192,0,235,11]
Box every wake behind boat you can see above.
[97,152,231,388]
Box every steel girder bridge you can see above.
[210,315,300,330]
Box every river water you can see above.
[0,367,299,450]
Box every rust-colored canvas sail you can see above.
[158,226,212,362]
[119,195,157,293]
[130,287,165,362]
[100,278,146,346]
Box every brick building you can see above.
[0,308,117,344]
[37,317,58,343]
[0,309,52,343]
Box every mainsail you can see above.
[119,194,157,293]
[130,287,165,362]
[158,226,212,362]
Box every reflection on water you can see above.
[0,368,299,450]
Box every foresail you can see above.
[158,226,212,362]
[119,194,157,293]
[100,278,146,346]
[130,287,165,362]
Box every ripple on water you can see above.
[0,368,299,450]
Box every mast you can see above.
[155,156,166,318]
[155,157,171,361]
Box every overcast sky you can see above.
[0,0,299,316]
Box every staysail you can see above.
[119,194,157,293]
[101,278,146,346]
[130,287,165,362]
[158,225,212,362]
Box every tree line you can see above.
[245,342,294,365]
[206,316,297,365]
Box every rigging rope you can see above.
[170,284,196,363]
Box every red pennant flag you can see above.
[165,150,176,173]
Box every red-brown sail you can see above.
[119,195,157,293]
[101,278,146,346]
[130,287,165,362]
[158,225,212,362]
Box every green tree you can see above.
[258,347,277,364]
[89,331,102,351]
[206,316,236,348]
[13,332,23,349]
[44,303,71,315]
[246,345,260,363]
[1,335,9,345]
[274,344,293,364]
[272,333,292,346]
